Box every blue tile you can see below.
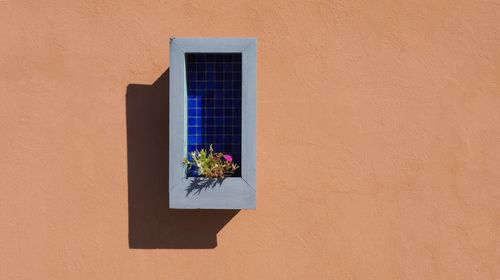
[197,54,206,63]
[188,135,197,144]
[211,144,220,151]
[223,55,232,63]
[224,72,233,80]
[188,72,197,80]
[188,109,197,117]
[206,117,214,126]
[187,98,197,107]
[197,81,205,89]
[188,118,201,126]
[223,63,232,71]
[186,55,196,64]
[188,127,197,135]
[185,53,243,176]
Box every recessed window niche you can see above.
[169,38,256,209]
[185,53,242,177]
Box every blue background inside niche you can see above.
[186,53,242,177]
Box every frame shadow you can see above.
[126,68,239,249]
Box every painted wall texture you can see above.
[1,1,499,279]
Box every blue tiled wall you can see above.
[186,53,242,177]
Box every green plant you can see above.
[183,145,239,178]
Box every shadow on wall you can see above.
[126,68,239,249]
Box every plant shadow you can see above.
[186,177,224,196]
[126,68,239,249]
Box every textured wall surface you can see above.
[1,1,499,279]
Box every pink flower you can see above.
[223,155,233,162]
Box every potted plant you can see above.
[183,145,239,178]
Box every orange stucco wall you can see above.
[1,1,499,279]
